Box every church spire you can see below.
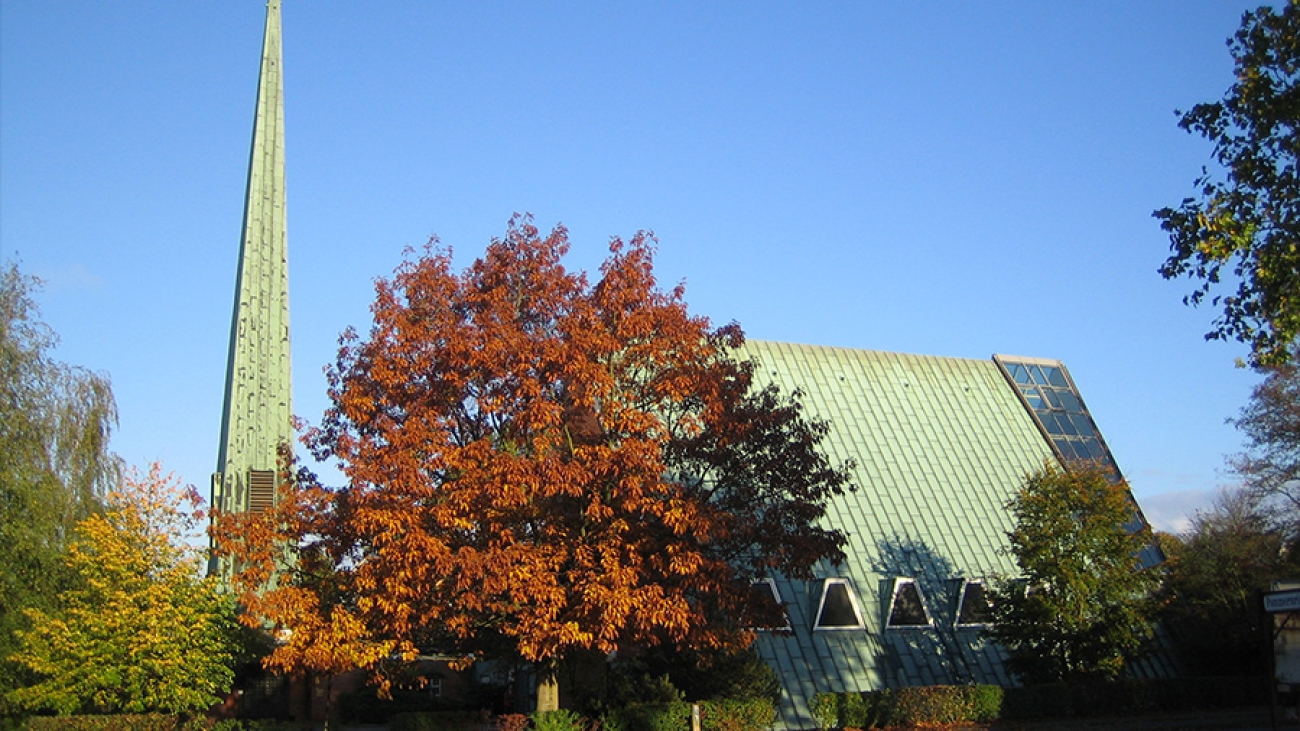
[213,0,291,542]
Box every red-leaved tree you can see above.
[215,216,851,705]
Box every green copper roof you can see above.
[214,0,292,521]
[738,342,1056,727]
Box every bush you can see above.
[608,703,690,731]
[607,700,774,731]
[532,709,585,731]
[698,699,776,731]
[495,714,529,731]
[809,685,1003,729]
[24,715,191,731]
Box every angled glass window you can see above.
[955,580,993,627]
[886,578,932,628]
[749,578,791,631]
[814,578,866,630]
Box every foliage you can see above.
[1229,358,1300,542]
[985,462,1162,683]
[216,216,851,683]
[1159,488,1299,675]
[1153,2,1300,367]
[809,686,1002,729]
[663,648,779,704]
[495,714,529,731]
[531,709,585,731]
[607,700,774,731]
[0,262,119,711]
[597,647,777,708]
[7,466,241,715]
[19,713,301,730]
[697,699,777,731]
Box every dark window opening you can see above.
[956,581,993,626]
[815,579,864,630]
[887,579,931,627]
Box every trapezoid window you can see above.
[748,578,792,630]
[955,579,993,627]
[886,578,932,628]
[814,578,866,630]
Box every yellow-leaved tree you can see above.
[8,465,242,716]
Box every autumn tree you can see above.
[1160,488,1299,676]
[8,465,242,715]
[986,463,1162,683]
[0,262,120,713]
[1153,1,1300,367]
[1229,356,1300,542]
[216,216,851,707]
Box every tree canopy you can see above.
[1153,1,1300,367]
[986,463,1162,683]
[0,262,120,710]
[8,465,241,715]
[215,217,851,696]
[1230,356,1300,543]
[1159,488,1299,675]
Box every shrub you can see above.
[697,699,776,731]
[532,709,586,731]
[966,684,1004,722]
[24,715,186,731]
[609,702,690,731]
[809,686,1004,729]
[496,714,529,731]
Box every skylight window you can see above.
[814,579,865,630]
[955,579,993,627]
[886,578,932,628]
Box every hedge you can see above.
[21,718,297,731]
[607,699,776,731]
[812,676,1267,729]
[810,685,1001,729]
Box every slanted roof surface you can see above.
[739,341,1056,727]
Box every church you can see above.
[737,342,1168,727]
[211,3,1168,726]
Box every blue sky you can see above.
[1,2,1267,533]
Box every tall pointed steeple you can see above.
[213,0,291,541]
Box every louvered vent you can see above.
[249,470,276,513]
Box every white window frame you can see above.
[954,578,992,628]
[885,577,934,629]
[813,578,867,631]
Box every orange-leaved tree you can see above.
[215,216,852,704]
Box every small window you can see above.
[749,578,791,630]
[955,580,993,627]
[886,578,932,628]
[814,579,866,630]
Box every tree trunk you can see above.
[535,665,560,712]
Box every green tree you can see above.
[8,465,241,715]
[1229,357,1300,543]
[986,463,1162,683]
[0,262,120,710]
[1160,488,1298,676]
[1153,1,1300,367]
